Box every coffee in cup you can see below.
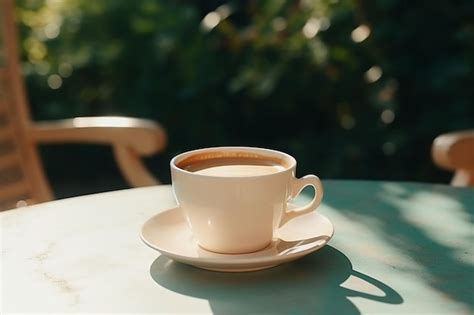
[171,147,323,254]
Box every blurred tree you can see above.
[16,0,474,196]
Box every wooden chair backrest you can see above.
[0,0,52,210]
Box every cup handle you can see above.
[279,175,323,227]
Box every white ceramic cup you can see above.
[170,147,323,254]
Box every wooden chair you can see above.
[432,130,474,187]
[0,0,166,210]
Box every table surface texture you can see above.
[1,180,473,314]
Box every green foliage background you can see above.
[17,0,474,196]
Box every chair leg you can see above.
[451,170,474,187]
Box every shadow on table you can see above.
[150,246,403,314]
[322,181,474,311]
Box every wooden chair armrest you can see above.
[113,146,161,186]
[432,130,474,170]
[29,117,167,187]
[30,117,167,156]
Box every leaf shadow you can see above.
[323,181,474,311]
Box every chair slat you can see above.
[0,68,7,83]
[0,0,54,208]
[0,126,12,142]
[0,180,29,201]
[0,151,18,171]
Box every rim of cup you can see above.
[170,146,297,179]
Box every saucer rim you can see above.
[140,207,334,266]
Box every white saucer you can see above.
[141,208,334,272]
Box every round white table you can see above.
[1,180,473,314]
